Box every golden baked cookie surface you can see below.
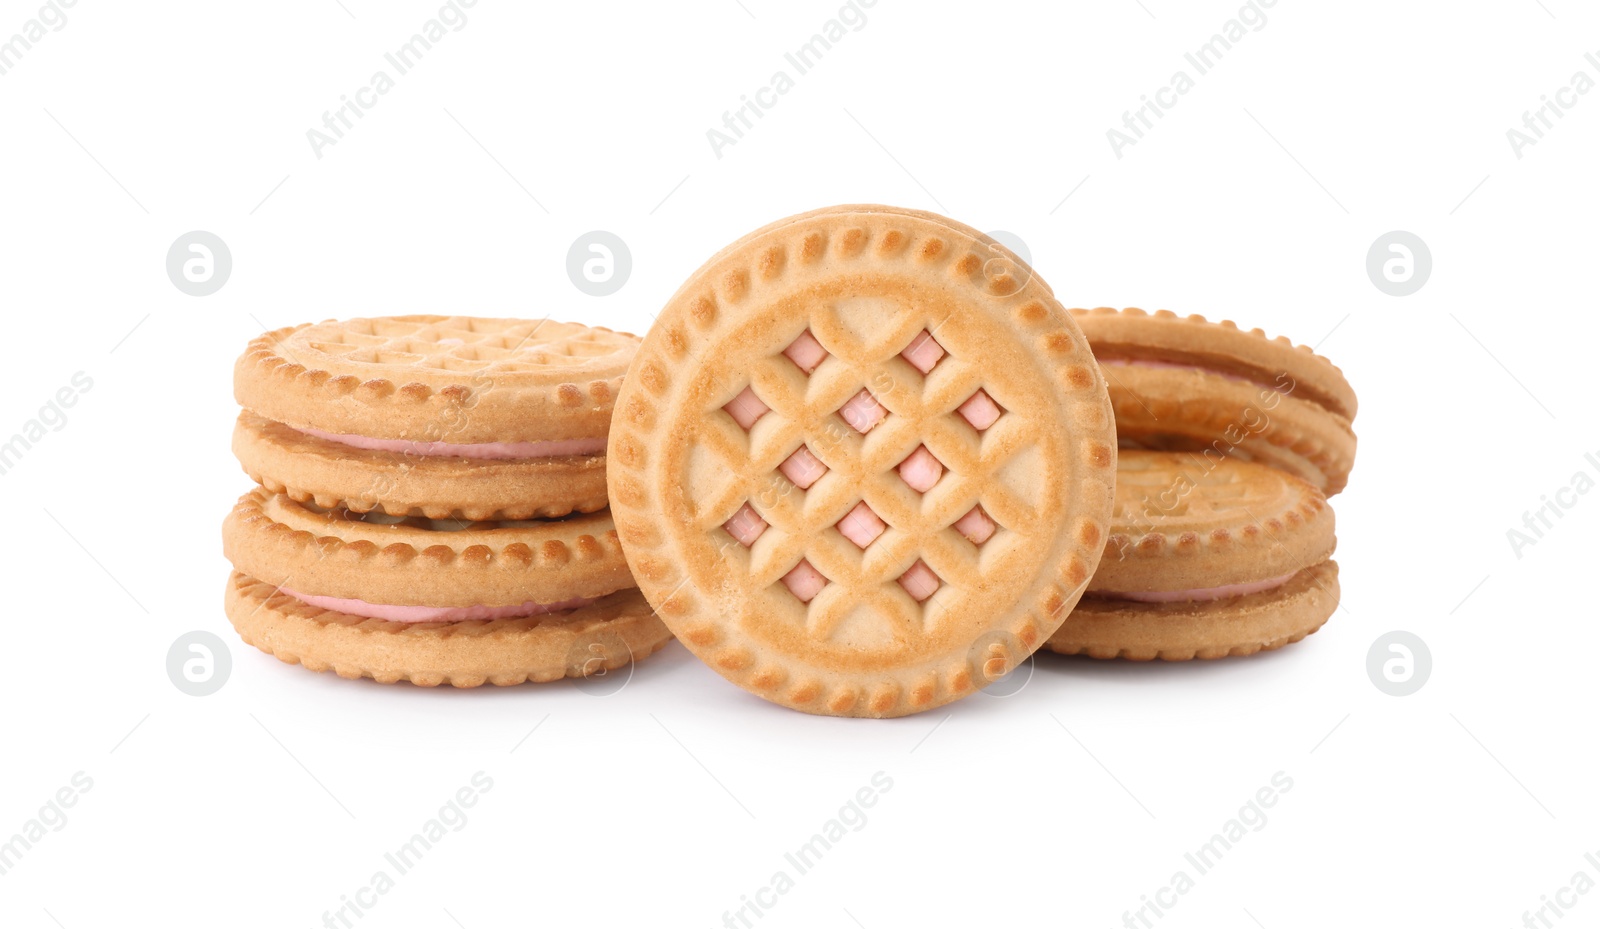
[1094,450,1334,594]
[1074,307,1357,495]
[609,205,1116,717]
[234,315,638,443]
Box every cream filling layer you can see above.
[281,586,596,623]
[295,426,606,460]
[1098,570,1299,604]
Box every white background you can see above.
[2,1,1596,926]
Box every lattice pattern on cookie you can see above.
[607,205,1118,717]
[294,316,630,374]
[698,322,1043,642]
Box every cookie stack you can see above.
[221,315,672,687]
[1044,308,1356,660]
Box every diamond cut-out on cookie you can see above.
[836,502,886,549]
[956,390,1003,432]
[723,386,769,431]
[900,330,946,374]
[781,559,828,603]
[897,560,942,602]
[838,389,888,434]
[779,446,828,490]
[953,505,996,545]
[723,503,767,547]
[783,330,829,374]
[897,445,945,493]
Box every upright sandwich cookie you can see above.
[608,204,1116,717]
[1046,450,1338,660]
[234,315,637,520]
[1074,307,1357,495]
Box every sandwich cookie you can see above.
[234,315,637,520]
[222,488,671,686]
[608,204,1116,717]
[1046,450,1338,661]
[1073,307,1357,495]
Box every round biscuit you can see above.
[608,204,1116,717]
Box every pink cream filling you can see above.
[784,331,829,373]
[953,506,996,544]
[898,445,945,493]
[837,502,887,548]
[781,560,827,602]
[901,331,946,374]
[723,503,768,547]
[723,387,770,430]
[779,446,829,489]
[1100,571,1298,604]
[839,390,889,433]
[296,427,605,460]
[897,560,941,602]
[281,587,596,623]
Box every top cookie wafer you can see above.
[1094,449,1334,594]
[608,204,1116,718]
[1074,308,1357,494]
[235,316,637,443]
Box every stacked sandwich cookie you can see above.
[1074,307,1356,496]
[222,315,673,686]
[1046,450,1338,660]
[1047,308,1356,660]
